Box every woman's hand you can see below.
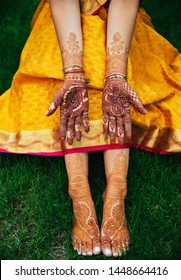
[46,74,89,145]
[102,78,147,144]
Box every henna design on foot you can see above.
[101,151,130,257]
[66,154,101,256]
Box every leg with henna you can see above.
[65,152,101,256]
[101,149,130,257]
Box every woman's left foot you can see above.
[101,194,130,257]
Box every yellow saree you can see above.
[0,0,180,155]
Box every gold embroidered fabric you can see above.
[0,0,180,155]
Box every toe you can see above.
[103,247,112,257]
[81,243,87,256]
[101,238,112,257]
[86,242,93,256]
[72,238,77,251]
[117,243,123,256]
[93,246,101,255]
[93,239,101,255]
[122,242,127,253]
[112,250,119,257]
[77,241,82,255]
[112,242,120,257]
[124,238,130,249]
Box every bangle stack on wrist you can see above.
[63,65,85,75]
[63,65,90,83]
[105,73,127,81]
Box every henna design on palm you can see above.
[102,78,147,144]
[46,76,89,145]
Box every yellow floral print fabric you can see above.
[0,0,180,155]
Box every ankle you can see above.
[68,184,92,200]
[104,182,127,200]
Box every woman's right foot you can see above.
[70,191,101,256]
[66,153,101,256]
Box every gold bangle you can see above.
[106,73,127,81]
[63,65,84,75]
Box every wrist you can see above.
[105,73,127,82]
[64,72,90,84]
[64,72,85,82]
[63,64,84,75]
[63,65,90,83]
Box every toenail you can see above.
[82,252,87,256]
[113,252,118,257]
[104,248,112,256]
[87,251,93,256]
[93,246,101,254]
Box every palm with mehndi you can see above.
[46,73,89,145]
[102,78,147,144]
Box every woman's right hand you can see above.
[45,73,89,145]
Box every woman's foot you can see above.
[66,153,101,256]
[101,150,130,257]
[70,190,101,256]
[101,193,130,257]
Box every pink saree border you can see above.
[0,143,176,157]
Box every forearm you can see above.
[106,0,140,77]
[49,0,83,68]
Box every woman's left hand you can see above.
[102,78,147,144]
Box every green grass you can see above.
[0,0,181,260]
